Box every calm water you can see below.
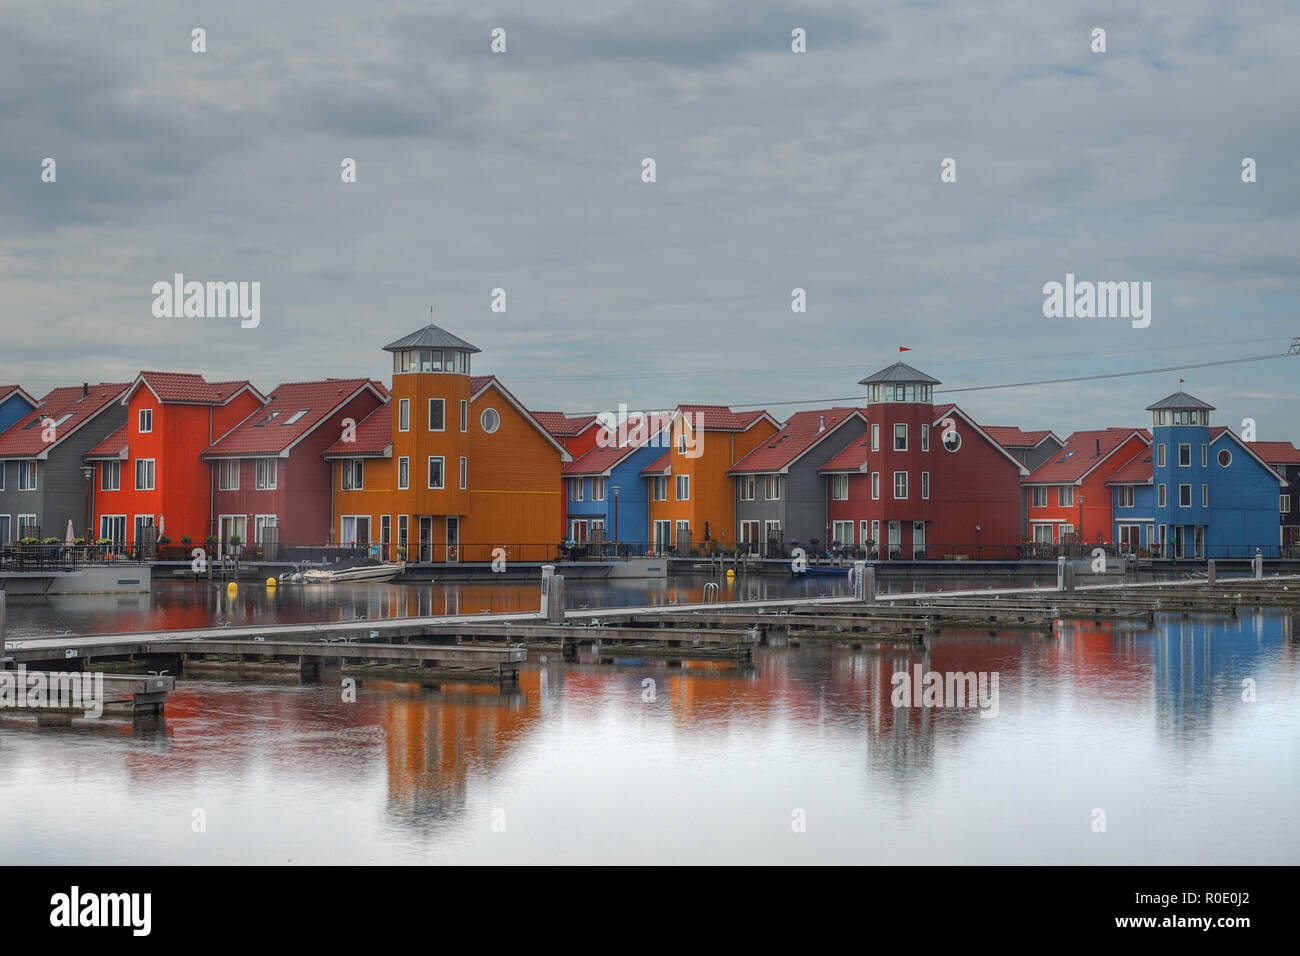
[1,579,1296,864]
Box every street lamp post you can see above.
[611,485,620,549]
[81,465,94,546]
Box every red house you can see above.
[819,362,1028,559]
[200,378,388,555]
[1023,428,1150,546]
[86,372,265,550]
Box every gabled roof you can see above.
[382,324,480,353]
[202,378,385,458]
[857,362,941,386]
[0,385,38,407]
[1146,391,1215,411]
[126,371,264,406]
[533,411,600,437]
[1210,427,1288,484]
[469,375,572,461]
[931,405,1032,476]
[675,404,778,431]
[728,408,863,475]
[818,435,871,474]
[565,411,673,476]
[1247,441,1300,465]
[641,451,672,476]
[1023,428,1149,485]
[0,383,130,459]
[982,426,1063,450]
[85,426,130,461]
[1104,446,1153,485]
[323,404,393,458]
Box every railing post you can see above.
[1254,548,1263,580]
[1057,555,1067,591]
[1207,559,1216,584]
[0,589,7,660]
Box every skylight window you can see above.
[253,410,282,427]
[282,409,310,425]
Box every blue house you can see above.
[562,414,671,553]
[0,385,37,434]
[1134,391,1286,558]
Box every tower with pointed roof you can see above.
[1146,390,1213,557]
[383,324,480,556]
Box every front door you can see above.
[445,516,459,563]
[419,516,433,563]
[653,520,671,553]
[1171,525,1184,559]
[218,515,247,559]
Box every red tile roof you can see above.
[324,404,392,456]
[202,378,381,457]
[85,426,129,460]
[1105,446,1153,484]
[641,451,672,476]
[678,404,774,431]
[729,408,862,474]
[0,385,37,407]
[983,426,1059,449]
[564,412,673,475]
[0,383,129,458]
[533,410,599,436]
[1247,441,1300,465]
[820,436,871,473]
[1024,428,1148,484]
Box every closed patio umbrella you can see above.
[64,519,76,546]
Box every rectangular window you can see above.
[101,460,121,491]
[741,520,760,549]
[871,424,879,452]
[398,515,409,549]
[398,456,409,490]
[256,458,277,490]
[860,520,869,547]
[893,423,907,451]
[0,515,8,545]
[913,521,925,559]
[653,476,667,501]
[341,459,364,491]
[1157,444,1166,468]
[282,409,309,425]
[831,474,848,500]
[99,515,126,545]
[1202,484,1208,507]
[398,399,410,432]
[1282,495,1291,514]
[676,474,690,501]
[1201,444,1208,467]
[460,456,468,490]
[832,520,854,546]
[921,471,930,499]
[1179,484,1191,507]
[593,477,606,501]
[1058,486,1074,507]
[427,456,445,489]
[255,515,278,544]
[134,458,155,490]
[18,460,37,491]
[460,399,468,433]
[921,424,929,452]
[871,520,880,549]
[1117,486,1134,508]
[427,398,445,431]
[893,471,908,499]
[740,475,755,500]
[871,472,880,500]
[1033,524,1054,544]
[1158,484,1167,507]
[1147,524,1155,544]
[888,521,900,558]
[1061,523,1075,540]
[1031,487,1048,508]
[569,478,584,501]
[1178,443,1191,467]
[764,475,781,500]
[218,459,239,490]
[138,408,153,433]
[0,465,3,491]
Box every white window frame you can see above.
[398,456,409,490]
[1031,486,1048,508]
[398,398,410,432]
[1178,443,1191,467]
[427,456,445,490]
[893,471,908,500]
[135,457,156,491]
[593,477,606,501]
[653,476,667,501]
[1157,443,1166,468]
[18,460,37,491]
[870,423,879,452]
[831,473,848,501]
[921,424,929,452]
[676,474,690,501]
[1158,484,1167,508]
[893,423,908,452]
[871,472,880,500]
[1202,484,1209,507]
[427,398,445,432]
[218,459,239,491]
[764,475,781,500]
[460,399,468,433]
[1117,485,1134,508]
[138,408,153,433]
[1179,483,1191,508]
[1281,495,1291,514]
[740,475,755,500]
[569,478,584,502]
[460,456,468,490]
[101,460,121,492]
[832,520,854,546]
[1201,444,1208,467]
[341,459,364,491]
[256,458,277,490]
[921,471,930,500]
[1058,485,1074,507]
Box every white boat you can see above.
[291,562,405,583]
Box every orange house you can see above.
[644,405,778,553]
[327,325,570,564]
[86,372,265,549]
[1023,427,1150,546]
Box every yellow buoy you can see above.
[266,578,277,588]
[226,581,238,596]
[725,569,735,579]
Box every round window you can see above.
[1217,448,1232,467]
[942,429,962,453]
[481,408,500,433]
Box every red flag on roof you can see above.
[1179,378,1185,383]
[899,346,911,353]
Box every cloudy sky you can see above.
[3,0,1298,440]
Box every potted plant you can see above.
[180,535,192,547]
[396,546,408,561]
[158,534,171,546]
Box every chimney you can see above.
[82,382,89,398]
[818,415,825,433]
[1095,438,1101,455]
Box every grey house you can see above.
[729,408,866,556]
[0,382,129,544]
[983,426,1065,540]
